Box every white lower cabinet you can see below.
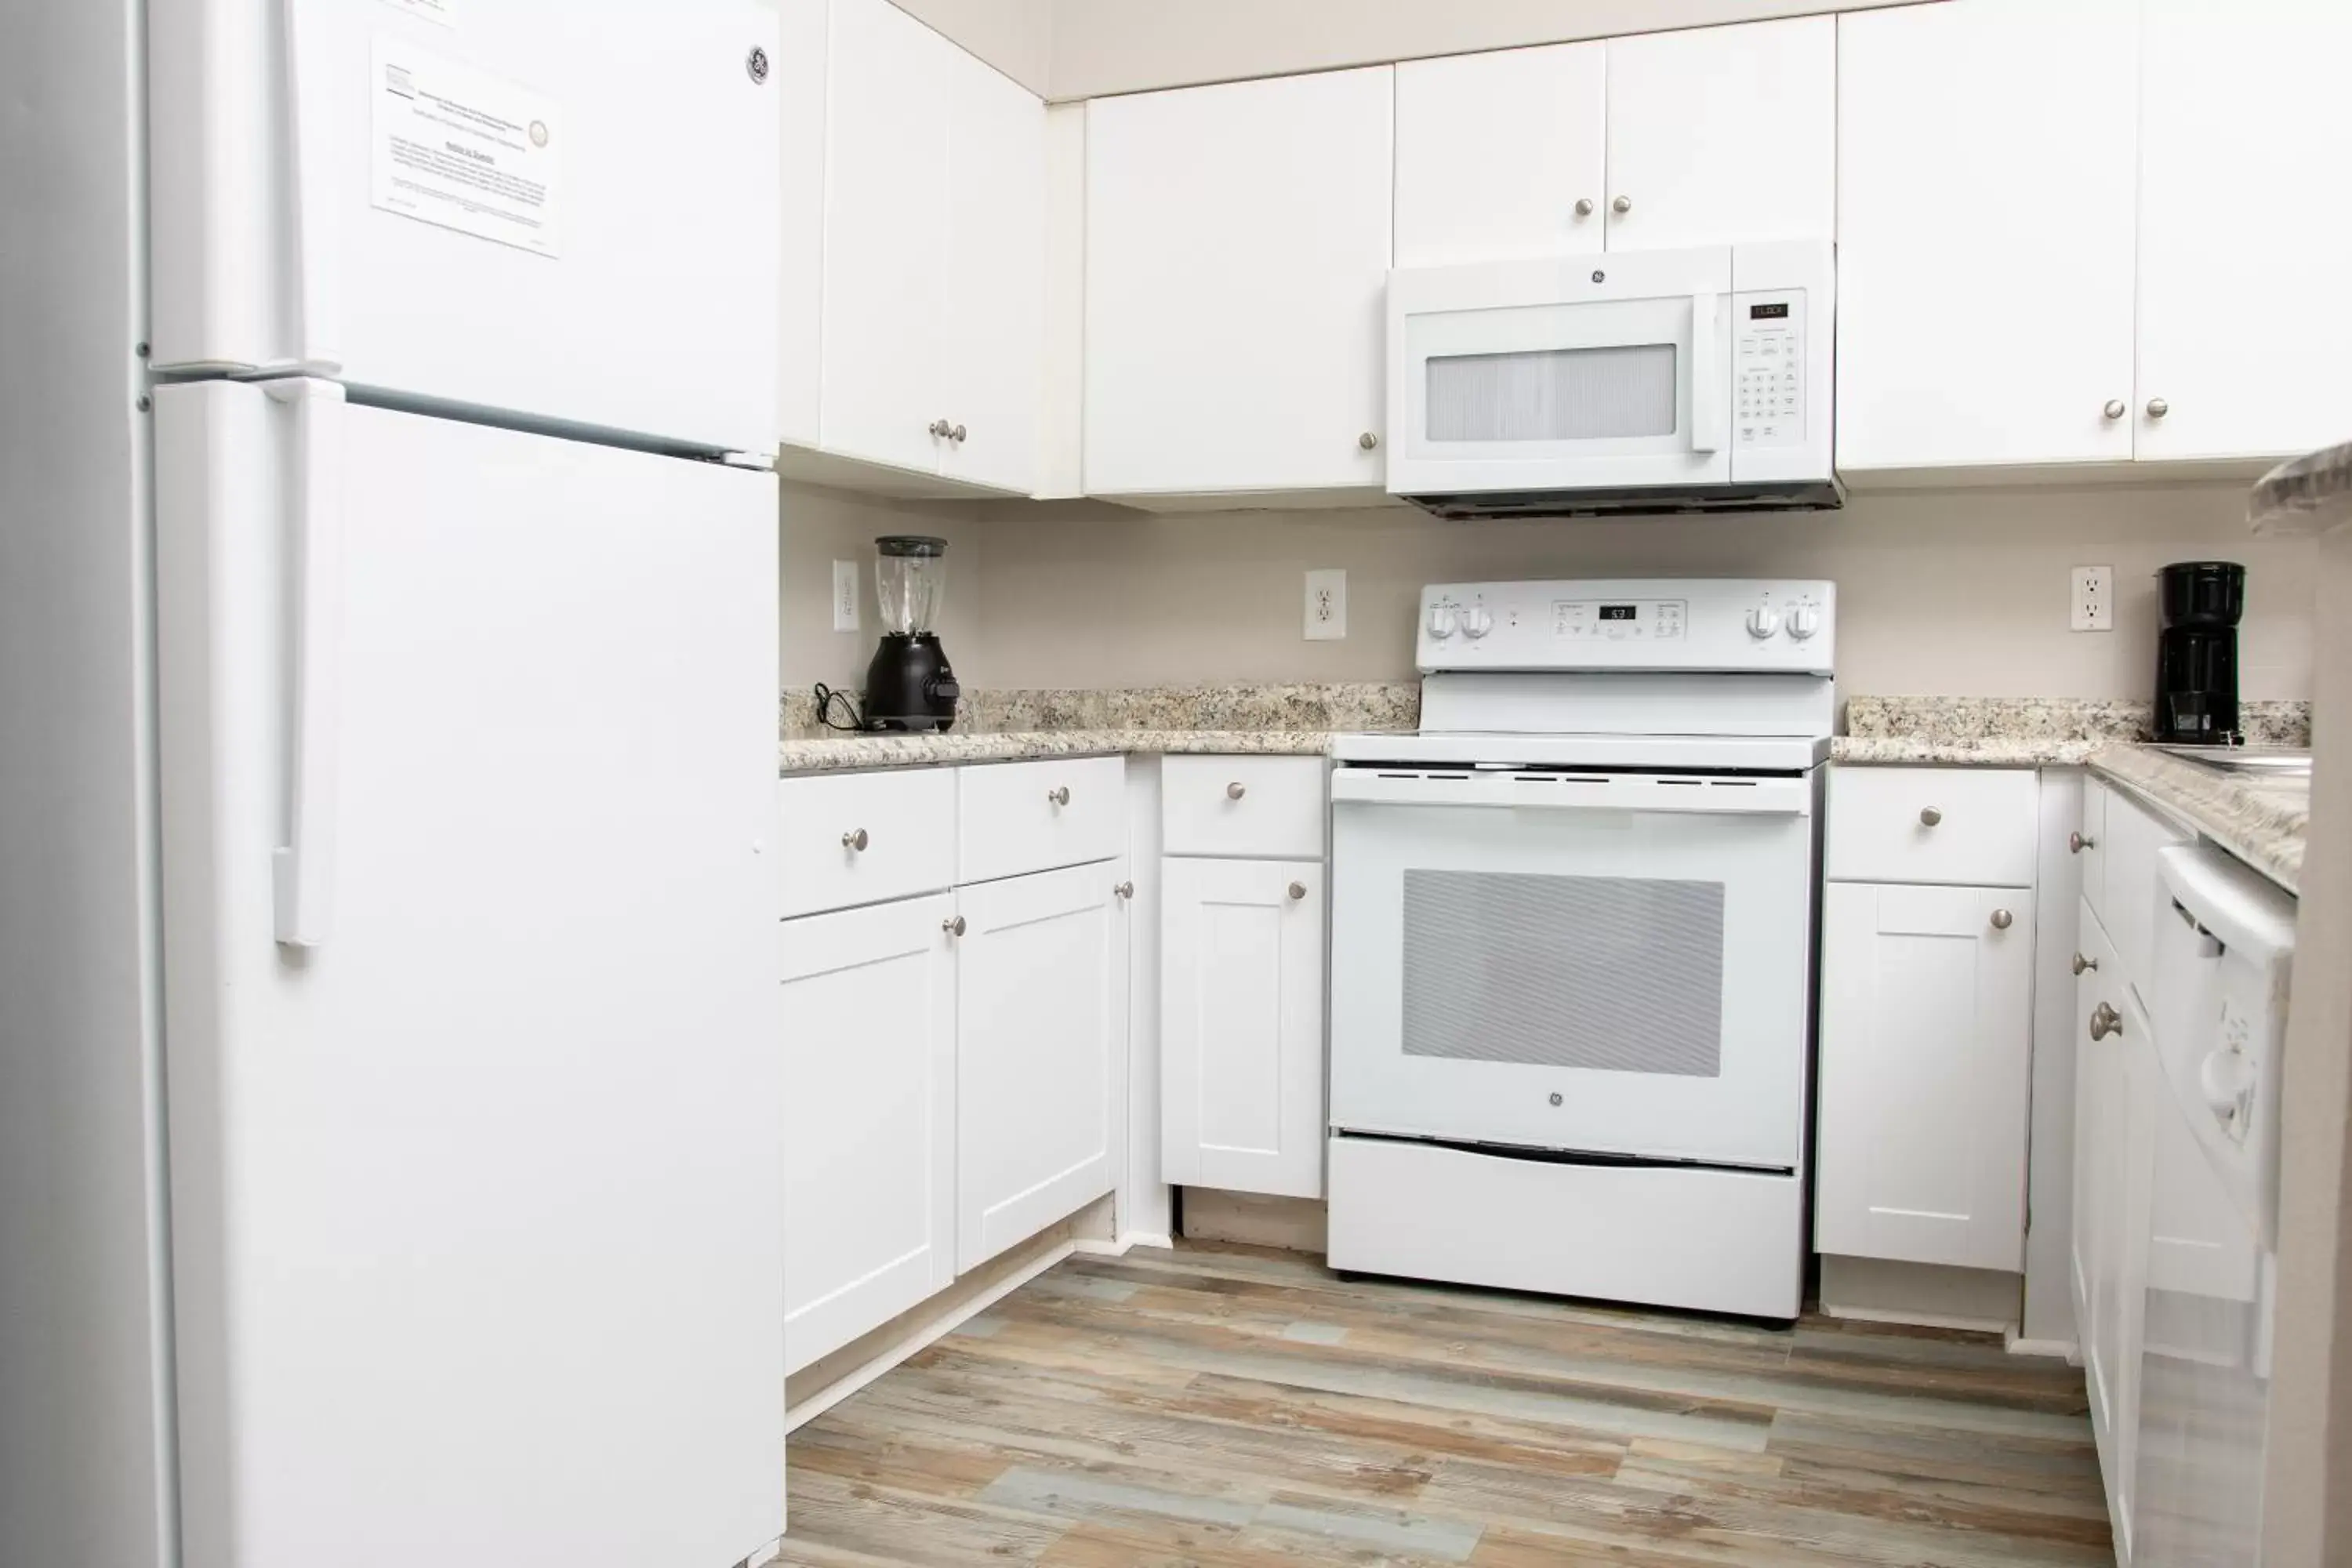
[1161,858,1327,1199]
[780,892,957,1375]
[956,858,1130,1272]
[1815,882,2034,1271]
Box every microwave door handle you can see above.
[1689,293,1722,455]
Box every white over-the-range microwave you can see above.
[1385,240,1838,518]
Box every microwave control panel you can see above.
[1733,290,1806,450]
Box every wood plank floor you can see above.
[775,1242,2112,1567]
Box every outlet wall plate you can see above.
[2071,564,2113,633]
[1304,568,1347,641]
[832,560,861,632]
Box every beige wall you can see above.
[779,482,989,697]
[881,0,1924,102]
[1044,0,1914,100]
[964,481,2316,702]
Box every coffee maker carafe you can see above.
[862,535,959,732]
[2154,561,2245,746]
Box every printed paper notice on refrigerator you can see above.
[371,38,562,258]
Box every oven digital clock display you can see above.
[1598,605,1637,621]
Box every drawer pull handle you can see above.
[1287,881,1307,901]
[1113,880,1134,899]
[841,828,869,852]
[2089,1001,2122,1041]
[1990,909,2013,931]
[942,915,966,938]
[1918,806,1943,827]
[2070,831,2096,854]
[1047,786,1070,808]
[1226,781,1247,800]
[2072,951,2098,975]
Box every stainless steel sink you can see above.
[2148,744,2314,777]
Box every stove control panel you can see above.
[1417,579,1834,673]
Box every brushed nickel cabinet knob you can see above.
[1226,781,1247,800]
[942,915,966,937]
[2147,397,2169,419]
[1991,909,2013,931]
[951,423,967,442]
[1918,806,1944,826]
[1287,881,1307,901]
[2103,399,2127,420]
[1113,880,1134,899]
[2089,1001,2122,1041]
[1359,431,1379,451]
[1047,785,1070,807]
[841,828,869,851]
[2070,831,2096,854]
[928,419,951,437]
[1612,194,1632,214]
[2072,952,2099,975]
[1574,198,1595,217]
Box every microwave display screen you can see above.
[1598,605,1637,621]
[1748,303,1791,321]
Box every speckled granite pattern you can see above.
[2092,747,2308,894]
[2251,441,2352,537]
[780,728,1350,773]
[1835,695,2312,766]
[779,683,1419,774]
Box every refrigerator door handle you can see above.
[266,378,347,946]
[278,0,343,374]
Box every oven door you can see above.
[1385,249,1733,498]
[1329,768,1813,1171]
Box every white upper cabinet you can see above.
[1394,43,1607,267]
[1816,883,2034,1273]
[819,0,947,476]
[1602,16,1836,251]
[938,49,1046,494]
[811,0,1044,492]
[2135,0,2352,463]
[1085,68,1394,498]
[1835,0,2141,471]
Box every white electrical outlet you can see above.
[2071,565,2114,632]
[831,560,861,632]
[1304,568,1347,641]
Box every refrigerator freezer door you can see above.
[149,0,779,453]
[154,383,784,1568]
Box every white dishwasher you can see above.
[2137,844,2297,1565]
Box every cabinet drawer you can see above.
[957,756,1126,884]
[1163,755,1329,858]
[775,768,958,919]
[1827,766,2038,886]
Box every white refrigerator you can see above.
[4,4,786,1566]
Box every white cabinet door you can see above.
[2104,787,2193,1017]
[2136,0,2352,463]
[2107,985,2161,1564]
[1602,16,1835,252]
[1835,0,2140,471]
[956,860,1128,1271]
[779,895,956,1375]
[1393,42,1607,268]
[1161,859,1327,1199]
[1817,883,2034,1272]
[1085,68,1392,496]
[2074,900,2123,1450]
[938,49,1046,494]
[820,0,949,476]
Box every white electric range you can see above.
[1325,578,1835,1321]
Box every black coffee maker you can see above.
[862,535,959,731]
[2154,561,2245,745]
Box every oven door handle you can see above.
[1330,769,1810,816]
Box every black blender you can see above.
[2153,561,2245,746]
[862,535,960,731]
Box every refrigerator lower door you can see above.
[155,381,783,1568]
[147,0,779,453]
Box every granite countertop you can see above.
[1832,695,2313,893]
[779,683,1417,775]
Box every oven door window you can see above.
[1402,869,1722,1076]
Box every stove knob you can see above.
[1784,606,1820,641]
[1746,606,1782,640]
[1428,604,1459,640]
[1460,605,1494,640]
